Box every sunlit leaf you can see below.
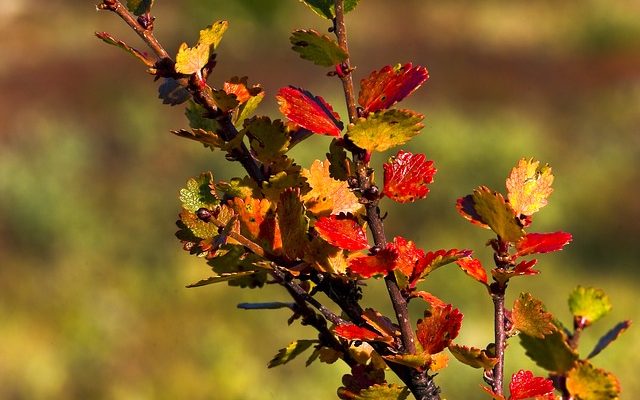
[506,158,554,216]
[223,76,265,128]
[299,0,359,19]
[448,344,497,370]
[429,352,449,372]
[519,328,578,373]
[359,63,429,113]
[290,29,348,67]
[198,20,229,51]
[516,232,572,256]
[455,257,488,286]
[334,324,384,342]
[383,353,430,370]
[388,236,425,278]
[493,259,540,285]
[411,249,472,287]
[411,291,447,309]
[301,159,362,216]
[231,197,281,253]
[508,370,555,400]
[179,172,218,212]
[304,237,349,275]
[277,188,310,261]
[174,21,228,75]
[347,109,424,153]
[512,293,555,338]
[217,176,259,200]
[566,361,621,400]
[568,286,612,325]
[126,0,153,16]
[588,320,632,359]
[314,214,368,251]
[349,246,398,279]
[383,150,436,203]
[464,186,524,242]
[276,86,342,137]
[416,305,463,354]
[268,340,318,368]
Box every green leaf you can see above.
[95,32,151,65]
[519,328,578,373]
[347,109,424,153]
[471,186,524,242]
[290,29,348,67]
[234,92,265,129]
[207,244,267,288]
[241,117,290,165]
[185,101,219,132]
[448,344,498,370]
[568,286,612,325]
[566,361,621,400]
[512,292,555,338]
[126,0,153,16]
[179,172,218,212]
[299,0,359,19]
[211,88,239,112]
[186,271,257,288]
[216,176,260,200]
[326,139,350,181]
[352,384,410,400]
[277,188,310,261]
[268,340,317,368]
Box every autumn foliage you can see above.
[97,1,630,399]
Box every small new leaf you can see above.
[568,286,612,325]
[566,361,621,400]
[347,109,424,153]
[277,87,343,137]
[268,340,317,368]
[383,150,436,203]
[448,344,497,370]
[290,29,348,67]
[359,63,429,114]
[512,293,555,338]
[299,0,359,19]
[314,214,368,251]
[506,158,554,216]
[416,305,463,354]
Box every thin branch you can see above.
[491,282,507,396]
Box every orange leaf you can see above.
[455,257,488,286]
[314,214,368,251]
[416,305,463,354]
[359,63,429,113]
[301,159,363,216]
[348,246,398,279]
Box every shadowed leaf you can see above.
[186,271,257,288]
[470,186,524,242]
[588,320,632,359]
[277,188,309,260]
[290,29,348,67]
[95,32,152,65]
[299,0,359,19]
[126,0,153,16]
[351,384,410,400]
[512,293,555,338]
[519,328,578,373]
[268,340,318,368]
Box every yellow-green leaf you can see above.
[175,42,209,75]
[299,0,360,19]
[290,29,348,67]
[242,117,290,165]
[471,186,524,242]
[512,292,555,338]
[186,271,257,288]
[198,20,229,51]
[568,286,612,325]
[567,361,621,400]
[268,340,317,368]
[448,344,498,370]
[179,172,218,212]
[347,109,424,153]
[351,384,410,400]
[519,328,579,374]
[506,158,554,216]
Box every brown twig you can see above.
[490,239,511,396]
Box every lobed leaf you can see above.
[290,29,348,67]
[174,21,228,75]
[411,248,472,287]
[382,150,436,203]
[416,305,463,355]
[299,0,359,19]
[566,361,621,400]
[512,293,555,338]
[448,344,497,370]
[277,188,310,261]
[347,109,424,153]
[516,232,572,256]
[389,236,425,277]
[231,197,282,254]
[314,214,368,251]
[588,320,632,359]
[506,158,554,216]
[348,246,398,279]
[326,139,351,181]
[241,117,290,165]
[268,340,317,368]
[568,286,612,325]
[455,257,488,286]
[179,172,218,212]
[359,63,429,113]
[276,86,342,137]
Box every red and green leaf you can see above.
[276,86,342,137]
[383,150,436,203]
[455,257,488,286]
[416,305,463,354]
[359,63,429,113]
[348,246,398,278]
[516,232,572,256]
[314,214,368,251]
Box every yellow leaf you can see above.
[301,159,362,216]
[506,158,554,216]
[567,361,621,400]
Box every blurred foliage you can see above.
[0,0,638,399]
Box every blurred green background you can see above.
[0,0,638,398]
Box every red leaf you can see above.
[276,86,342,136]
[416,304,463,354]
[383,150,436,203]
[389,236,425,276]
[314,214,368,251]
[455,257,488,286]
[516,232,573,256]
[508,370,555,400]
[358,63,429,113]
[348,246,398,278]
[411,248,472,287]
[334,324,382,342]
[412,291,447,309]
[514,259,539,275]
